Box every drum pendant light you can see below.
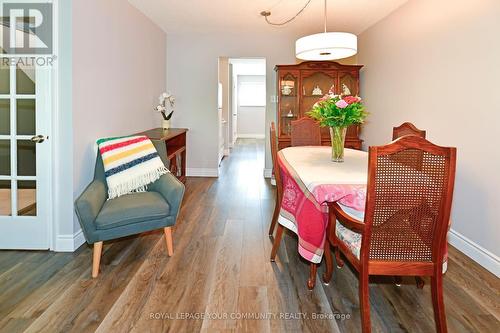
[295,0,357,60]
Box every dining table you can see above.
[276,145,449,289]
[277,146,368,266]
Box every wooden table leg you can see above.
[307,263,317,290]
[416,276,425,289]
[323,222,333,284]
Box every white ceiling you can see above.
[129,0,409,35]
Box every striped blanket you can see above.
[97,135,169,199]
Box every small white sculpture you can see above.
[281,85,292,95]
[342,84,351,96]
[312,85,323,96]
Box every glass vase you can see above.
[329,126,347,162]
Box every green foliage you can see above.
[307,95,368,128]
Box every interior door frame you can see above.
[48,0,59,250]
[0,0,57,250]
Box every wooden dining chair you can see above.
[323,135,456,333]
[268,122,283,237]
[392,122,426,140]
[392,122,427,287]
[291,117,322,146]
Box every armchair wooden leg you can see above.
[164,227,174,256]
[92,241,103,278]
[268,194,280,236]
[359,271,371,333]
[270,224,284,262]
[431,273,447,332]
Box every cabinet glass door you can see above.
[278,71,299,137]
[300,70,338,117]
[339,71,359,96]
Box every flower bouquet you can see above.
[307,88,367,162]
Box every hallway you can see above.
[0,139,497,332]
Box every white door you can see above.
[232,81,237,145]
[0,60,52,247]
[218,107,224,165]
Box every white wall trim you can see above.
[55,229,85,252]
[448,228,499,277]
[263,168,272,178]
[187,168,219,177]
[237,133,265,139]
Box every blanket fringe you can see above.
[108,166,168,199]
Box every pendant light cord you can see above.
[261,0,313,26]
[324,0,327,33]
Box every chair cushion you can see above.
[335,205,364,260]
[95,192,170,230]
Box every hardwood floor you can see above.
[0,139,498,333]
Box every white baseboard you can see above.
[186,168,219,177]
[448,228,499,277]
[224,148,231,156]
[237,133,265,139]
[263,168,272,178]
[55,229,86,252]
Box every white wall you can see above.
[70,0,166,240]
[236,75,266,138]
[358,0,500,275]
[166,32,300,176]
[166,32,358,176]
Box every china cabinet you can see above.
[275,61,364,150]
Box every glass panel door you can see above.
[0,6,51,250]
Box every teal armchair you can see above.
[75,140,185,277]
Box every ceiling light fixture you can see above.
[261,0,357,61]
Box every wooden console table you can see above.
[141,128,188,183]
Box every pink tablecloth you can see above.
[277,147,368,263]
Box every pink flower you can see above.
[335,99,349,108]
[343,96,359,104]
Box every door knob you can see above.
[31,135,47,143]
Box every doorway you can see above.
[228,58,266,145]
[217,58,266,173]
